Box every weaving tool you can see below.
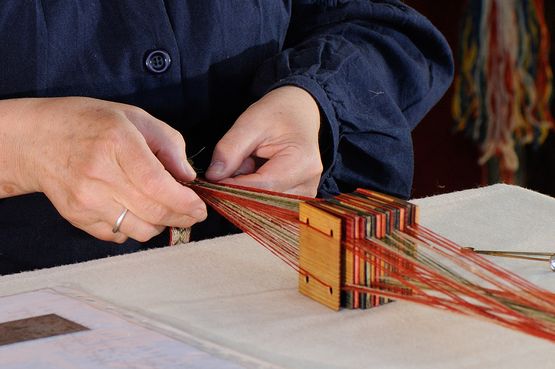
[463,247,555,271]
[187,181,555,342]
[297,189,417,310]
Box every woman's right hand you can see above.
[0,97,207,243]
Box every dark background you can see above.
[406,0,555,198]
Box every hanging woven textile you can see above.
[179,181,555,343]
[452,0,554,184]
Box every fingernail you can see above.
[182,160,197,179]
[207,161,225,176]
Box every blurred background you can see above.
[406,0,555,198]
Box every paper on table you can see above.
[0,289,262,369]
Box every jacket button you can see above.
[144,49,171,74]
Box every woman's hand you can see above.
[0,97,207,243]
[205,86,323,197]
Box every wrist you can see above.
[271,85,321,133]
[0,98,44,197]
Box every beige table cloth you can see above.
[0,184,554,368]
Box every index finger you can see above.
[117,131,206,219]
[220,151,316,193]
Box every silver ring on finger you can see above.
[112,208,129,233]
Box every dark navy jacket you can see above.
[0,1,453,271]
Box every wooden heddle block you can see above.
[298,202,342,310]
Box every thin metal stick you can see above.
[462,247,555,271]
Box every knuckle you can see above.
[305,155,324,178]
[311,163,324,178]
[124,219,163,242]
[127,105,147,116]
[177,216,201,229]
[122,106,159,129]
[214,140,239,158]
[100,124,128,148]
[113,234,128,244]
[197,209,208,222]
[67,183,98,214]
[168,127,186,147]
[95,228,122,243]
[190,205,207,223]
[121,105,149,123]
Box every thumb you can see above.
[125,109,196,182]
[205,121,261,181]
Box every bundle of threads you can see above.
[452,0,554,183]
[186,180,555,343]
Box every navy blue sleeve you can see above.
[250,0,454,198]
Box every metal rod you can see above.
[461,247,555,271]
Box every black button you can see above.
[145,49,171,74]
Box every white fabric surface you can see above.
[0,184,554,368]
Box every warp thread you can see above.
[186,180,555,342]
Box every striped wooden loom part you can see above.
[188,180,555,342]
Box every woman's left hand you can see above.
[205,86,323,197]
